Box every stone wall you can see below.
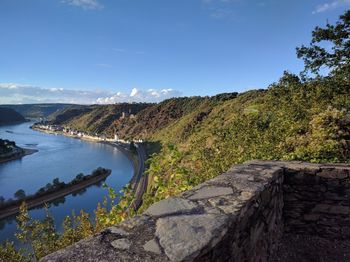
[283,163,350,239]
[40,161,350,262]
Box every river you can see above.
[0,122,133,244]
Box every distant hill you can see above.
[48,94,239,139]
[49,103,152,134]
[0,104,72,119]
[0,108,26,125]
[108,94,238,139]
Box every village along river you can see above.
[0,122,133,244]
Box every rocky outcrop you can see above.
[40,161,350,262]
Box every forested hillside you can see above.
[107,93,237,139]
[49,103,151,134]
[0,104,72,119]
[0,108,26,125]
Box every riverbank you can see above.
[32,125,140,178]
[31,125,118,143]
[33,126,141,185]
[105,142,139,178]
[33,125,148,210]
[0,147,38,164]
[0,169,111,220]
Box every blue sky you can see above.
[0,0,349,104]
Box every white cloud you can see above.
[130,88,139,97]
[62,0,103,10]
[0,83,106,104]
[96,88,182,104]
[0,83,182,105]
[313,0,350,14]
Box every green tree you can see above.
[0,196,5,205]
[15,203,37,260]
[297,10,350,79]
[14,189,26,200]
[52,178,60,187]
[0,241,29,262]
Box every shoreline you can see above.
[32,126,148,210]
[0,169,111,220]
[32,126,140,181]
[0,147,38,164]
[105,142,139,181]
[32,126,140,180]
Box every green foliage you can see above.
[139,71,350,211]
[297,10,350,79]
[139,145,192,212]
[14,190,26,200]
[282,106,350,162]
[15,203,59,260]
[0,241,28,262]
[95,184,136,226]
[6,184,136,260]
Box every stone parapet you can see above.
[40,161,350,262]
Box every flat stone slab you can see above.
[145,197,198,217]
[143,239,162,255]
[119,215,150,229]
[107,227,129,236]
[156,214,228,261]
[188,186,233,200]
[111,238,131,250]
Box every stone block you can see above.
[188,186,233,200]
[111,238,131,250]
[156,214,228,261]
[145,197,198,217]
[143,239,162,255]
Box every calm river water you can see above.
[0,122,133,244]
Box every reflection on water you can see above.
[0,122,133,244]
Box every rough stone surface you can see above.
[143,239,162,255]
[145,197,198,217]
[273,233,350,262]
[284,166,350,239]
[156,214,228,262]
[40,161,350,262]
[111,238,131,250]
[107,227,129,236]
[119,215,150,229]
[188,186,233,200]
